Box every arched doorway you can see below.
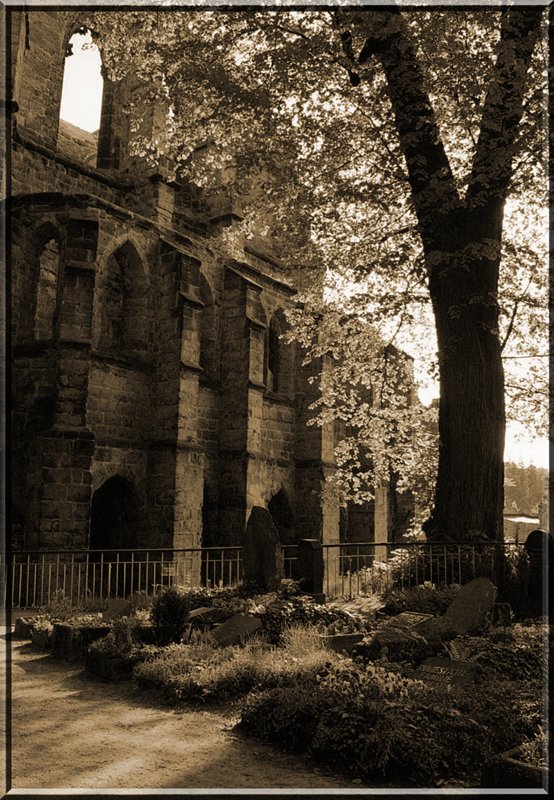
[268,488,295,545]
[89,475,141,597]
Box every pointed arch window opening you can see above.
[58,28,104,164]
[99,243,150,359]
[267,318,280,393]
[34,237,61,341]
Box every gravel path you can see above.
[8,636,355,791]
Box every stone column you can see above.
[219,266,267,544]
[149,241,205,582]
[374,482,390,562]
[294,353,340,592]
[174,253,205,582]
[37,214,98,549]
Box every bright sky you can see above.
[59,31,103,133]
[418,385,549,469]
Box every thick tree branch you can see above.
[500,272,534,353]
[348,8,462,234]
[466,8,542,211]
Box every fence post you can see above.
[296,539,325,602]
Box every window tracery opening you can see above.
[58,27,103,166]
[34,237,61,340]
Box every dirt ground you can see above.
[6,634,359,792]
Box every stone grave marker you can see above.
[353,612,431,661]
[524,529,553,618]
[243,506,284,591]
[381,611,433,631]
[102,598,132,622]
[209,614,263,648]
[185,606,229,627]
[421,577,496,638]
[416,657,478,690]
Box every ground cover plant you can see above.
[148,582,371,646]
[30,582,547,786]
[237,624,547,786]
[133,626,345,704]
[380,583,461,617]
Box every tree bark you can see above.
[350,7,542,541]
[423,208,506,542]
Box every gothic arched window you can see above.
[99,242,149,358]
[265,310,294,396]
[199,275,218,383]
[34,237,61,340]
[58,27,104,166]
[267,315,280,392]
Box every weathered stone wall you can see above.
[57,120,98,167]
[9,9,383,561]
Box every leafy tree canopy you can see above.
[88,8,547,538]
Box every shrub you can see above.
[43,589,75,621]
[355,543,509,596]
[239,677,329,753]
[258,593,370,644]
[89,618,135,659]
[237,654,545,786]
[443,623,548,681]
[150,586,193,644]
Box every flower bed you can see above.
[133,626,344,704]
[236,622,547,787]
[51,622,112,662]
[14,617,36,639]
[480,745,548,788]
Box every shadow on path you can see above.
[10,640,360,791]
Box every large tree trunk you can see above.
[422,210,505,542]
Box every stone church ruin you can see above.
[8,11,414,590]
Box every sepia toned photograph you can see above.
[2,1,550,795]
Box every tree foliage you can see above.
[88,8,547,539]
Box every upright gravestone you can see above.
[296,539,325,600]
[101,598,132,622]
[421,577,496,639]
[209,614,263,647]
[524,529,553,618]
[242,506,284,591]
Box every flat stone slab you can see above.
[208,614,262,648]
[185,606,229,626]
[102,599,132,622]
[416,657,478,691]
[381,612,433,630]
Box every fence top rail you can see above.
[3,539,525,560]
[4,546,244,557]
[321,540,526,549]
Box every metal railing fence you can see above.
[2,547,241,608]
[1,540,526,607]
[322,540,527,598]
